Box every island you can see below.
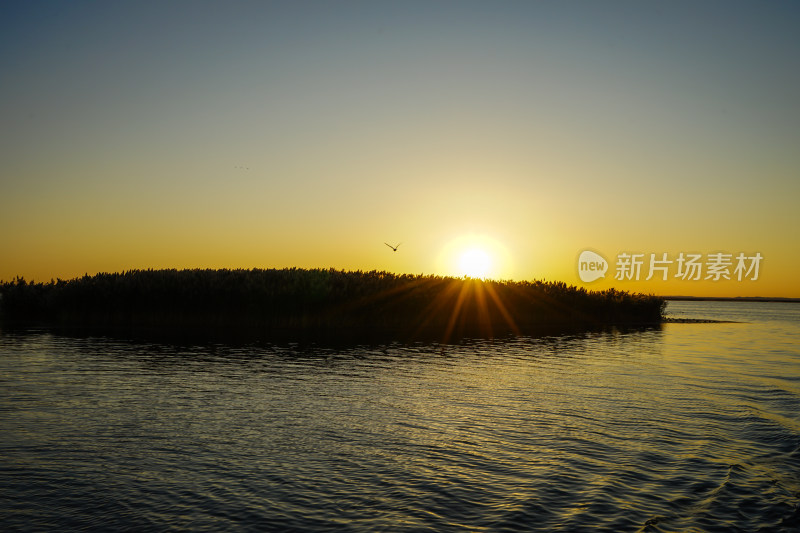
[0,268,666,342]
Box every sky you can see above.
[1,1,798,297]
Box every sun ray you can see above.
[482,281,521,336]
[441,280,471,344]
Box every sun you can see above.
[436,233,512,280]
[459,248,492,279]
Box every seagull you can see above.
[384,242,401,252]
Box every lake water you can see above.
[1,301,799,531]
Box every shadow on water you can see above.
[0,319,664,355]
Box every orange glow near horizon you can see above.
[1,231,798,299]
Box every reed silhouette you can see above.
[0,269,665,341]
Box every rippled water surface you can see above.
[2,301,799,531]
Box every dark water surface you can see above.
[2,301,799,531]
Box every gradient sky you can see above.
[2,1,798,297]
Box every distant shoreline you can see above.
[662,317,740,324]
[664,296,800,303]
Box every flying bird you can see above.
[385,242,401,252]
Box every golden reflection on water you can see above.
[1,302,799,530]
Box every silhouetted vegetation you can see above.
[0,269,665,341]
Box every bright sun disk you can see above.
[436,233,512,280]
[459,248,492,279]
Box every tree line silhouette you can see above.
[0,268,665,340]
